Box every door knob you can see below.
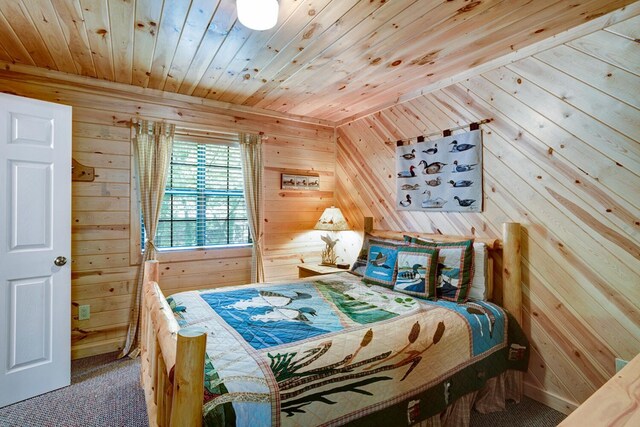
[54,256,67,267]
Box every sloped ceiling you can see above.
[0,0,635,122]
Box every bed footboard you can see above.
[140,260,207,427]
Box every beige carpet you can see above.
[0,352,566,426]
[470,397,566,426]
[0,353,147,427]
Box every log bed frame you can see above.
[139,220,522,427]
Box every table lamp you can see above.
[314,206,349,266]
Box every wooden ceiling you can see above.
[0,0,635,122]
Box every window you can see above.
[142,137,251,250]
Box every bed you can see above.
[139,220,527,427]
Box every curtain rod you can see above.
[130,118,267,139]
[394,118,492,146]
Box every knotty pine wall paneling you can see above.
[336,16,640,413]
[0,68,335,359]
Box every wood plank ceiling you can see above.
[0,0,636,122]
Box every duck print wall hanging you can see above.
[396,129,482,212]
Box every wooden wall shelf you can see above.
[72,158,95,182]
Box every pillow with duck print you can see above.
[351,235,404,277]
[363,241,401,287]
[404,236,474,302]
[393,246,439,300]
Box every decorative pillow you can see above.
[404,236,474,302]
[350,244,369,276]
[393,246,439,300]
[350,235,404,276]
[468,243,488,301]
[363,242,400,287]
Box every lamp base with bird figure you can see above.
[320,233,339,266]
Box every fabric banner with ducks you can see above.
[396,129,482,212]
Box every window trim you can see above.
[155,244,252,263]
[129,130,252,265]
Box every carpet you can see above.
[470,397,566,426]
[0,353,148,427]
[0,352,566,426]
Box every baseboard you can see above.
[524,382,579,415]
[71,338,124,360]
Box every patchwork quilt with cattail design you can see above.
[167,272,528,426]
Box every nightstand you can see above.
[297,264,346,278]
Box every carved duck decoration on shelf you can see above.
[425,177,442,187]
[399,194,412,207]
[452,160,477,173]
[449,140,475,152]
[422,144,438,155]
[448,180,473,188]
[454,196,476,207]
[418,160,447,174]
[398,165,417,178]
[400,149,416,160]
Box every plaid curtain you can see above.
[119,120,174,358]
[239,133,265,283]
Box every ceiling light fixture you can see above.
[237,0,279,31]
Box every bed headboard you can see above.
[363,217,522,323]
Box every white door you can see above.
[0,93,71,407]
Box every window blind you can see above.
[143,138,251,249]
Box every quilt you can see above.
[167,272,528,426]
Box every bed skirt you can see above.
[415,370,523,427]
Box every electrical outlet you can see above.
[615,358,628,373]
[78,304,90,321]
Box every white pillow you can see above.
[468,242,488,300]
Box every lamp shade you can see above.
[314,206,349,231]
[237,0,279,31]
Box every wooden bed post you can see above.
[143,260,160,288]
[140,260,159,381]
[364,216,373,233]
[502,223,522,323]
[138,261,158,352]
[141,260,159,353]
[170,328,207,427]
[140,260,209,426]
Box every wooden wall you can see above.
[335,15,640,413]
[0,67,335,359]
